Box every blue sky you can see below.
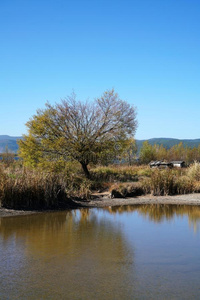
[1,0,200,139]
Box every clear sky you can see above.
[1,0,200,139]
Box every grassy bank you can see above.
[104,163,200,197]
[0,163,92,210]
[1,161,200,210]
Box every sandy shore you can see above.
[1,193,200,217]
[83,193,200,207]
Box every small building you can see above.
[170,161,186,168]
[149,161,173,169]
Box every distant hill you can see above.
[1,136,200,155]
[136,138,200,153]
[0,135,22,153]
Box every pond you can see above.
[0,204,200,299]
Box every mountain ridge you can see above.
[136,138,200,152]
[1,135,200,154]
[0,135,22,153]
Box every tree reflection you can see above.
[104,204,200,231]
[0,209,135,300]
[1,205,200,299]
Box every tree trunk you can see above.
[81,162,90,179]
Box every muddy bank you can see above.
[1,193,200,217]
[0,208,38,218]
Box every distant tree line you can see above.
[139,141,200,164]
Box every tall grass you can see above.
[90,165,149,182]
[0,164,92,210]
[1,168,66,209]
[144,169,196,196]
[148,169,176,196]
[187,162,200,181]
[108,168,198,197]
[1,162,200,209]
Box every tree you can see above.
[1,146,15,167]
[19,89,137,177]
[168,142,185,161]
[121,138,137,165]
[140,141,156,164]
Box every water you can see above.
[0,204,200,299]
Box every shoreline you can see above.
[84,193,200,207]
[1,193,200,217]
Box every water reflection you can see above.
[104,204,200,232]
[1,205,200,299]
[0,209,135,300]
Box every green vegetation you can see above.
[139,141,200,164]
[136,138,200,154]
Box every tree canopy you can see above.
[19,89,137,177]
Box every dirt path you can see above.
[1,193,200,217]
